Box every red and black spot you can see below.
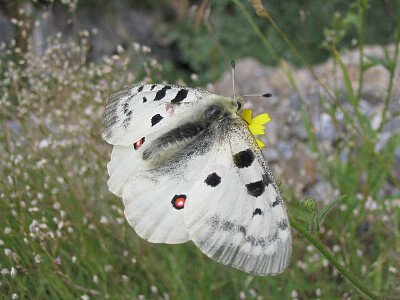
[171,194,186,210]
[133,137,145,150]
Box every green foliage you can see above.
[167,0,397,84]
[1,0,400,299]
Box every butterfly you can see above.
[103,83,291,275]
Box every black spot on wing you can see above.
[123,117,131,129]
[278,219,288,231]
[154,85,172,101]
[171,89,188,103]
[143,97,147,103]
[246,180,265,197]
[233,149,254,168]
[205,172,221,187]
[122,102,129,114]
[150,84,157,90]
[238,225,247,235]
[222,220,234,231]
[151,114,163,126]
[244,235,256,246]
[263,173,273,186]
[255,237,266,247]
[126,110,132,116]
[137,85,144,92]
[268,230,278,242]
[272,198,279,207]
[252,208,263,216]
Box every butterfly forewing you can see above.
[103,84,213,146]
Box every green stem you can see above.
[289,217,379,300]
[356,0,367,103]
[379,0,400,132]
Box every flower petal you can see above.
[251,113,271,126]
[256,139,265,149]
[241,108,252,123]
[249,124,265,135]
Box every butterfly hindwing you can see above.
[121,168,192,244]
[121,132,216,244]
[183,122,291,275]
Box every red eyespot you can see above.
[133,137,145,150]
[171,194,186,210]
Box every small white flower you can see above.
[365,197,378,211]
[99,216,108,224]
[190,73,199,81]
[81,294,89,300]
[84,107,92,115]
[104,265,112,272]
[239,291,245,299]
[11,267,17,277]
[4,249,11,256]
[38,139,51,148]
[34,254,42,263]
[142,45,151,53]
[1,268,10,275]
[4,227,12,234]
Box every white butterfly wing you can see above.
[121,169,192,243]
[104,84,215,195]
[103,84,214,146]
[103,84,291,274]
[184,123,291,275]
[120,136,216,244]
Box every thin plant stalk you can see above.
[290,217,379,300]
[379,0,400,132]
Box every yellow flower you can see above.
[241,108,271,149]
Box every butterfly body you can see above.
[103,84,291,275]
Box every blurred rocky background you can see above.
[0,0,399,201]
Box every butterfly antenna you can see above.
[242,93,272,98]
[231,60,236,100]
[231,60,272,100]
